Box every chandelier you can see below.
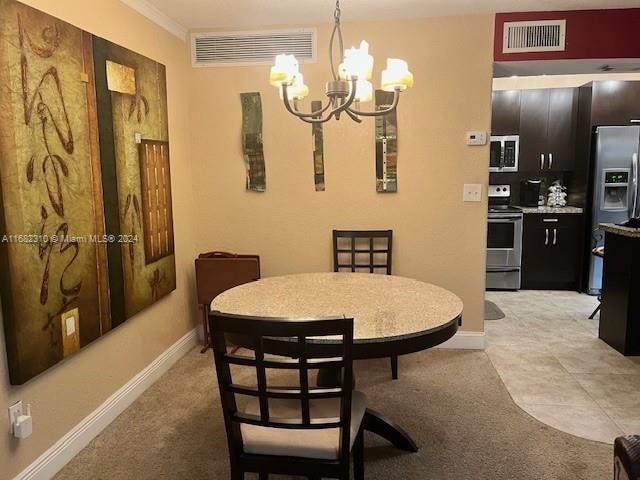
[269,0,414,124]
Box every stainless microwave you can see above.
[489,135,519,172]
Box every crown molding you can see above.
[120,0,188,40]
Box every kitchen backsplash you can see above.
[489,171,579,207]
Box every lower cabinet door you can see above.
[521,216,582,290]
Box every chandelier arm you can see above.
[347,89,401,117]
[295,111,338,124]
[344,108,363,123]
[281,86,333,119]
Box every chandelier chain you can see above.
[328,0,344,82]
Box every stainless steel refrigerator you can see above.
[588,125,640,294]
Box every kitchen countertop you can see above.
[600,223,640,238]
[518,206,584,214]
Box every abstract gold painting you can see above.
[0,0,176,384]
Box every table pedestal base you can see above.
[363,409,418,452]
[317,368,419,453]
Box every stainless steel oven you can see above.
[489,135,519,172]
[486,185,523,290]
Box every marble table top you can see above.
[212,272,463,342]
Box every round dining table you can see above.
[211,272,463,452]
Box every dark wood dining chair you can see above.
[333,229,393,275]
[195,251,260,353]
[208,311,366,480]
[332,229,399,379]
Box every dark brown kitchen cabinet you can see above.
[491,90,521,135]
[591,80,640,126]
[521,213,583,290]
[519,88,578,172]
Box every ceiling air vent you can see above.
[191,28,316,67]
[502,20,566,54]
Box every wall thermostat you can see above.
[466,131,487,146]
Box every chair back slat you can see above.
[298,335,311,425]
[253,337,270,422]
[223,353,344,370]
[209,312,355,460]
[333,229,393,275]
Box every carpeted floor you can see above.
[55,347,612,480]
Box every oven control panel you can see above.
[489,185,510,198]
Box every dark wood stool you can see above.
[615,435,640,480]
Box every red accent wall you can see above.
[494,9,640,62]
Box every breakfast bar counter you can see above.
[599,224,640,355]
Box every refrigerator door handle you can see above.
[633,153,639,218]
[540,154,545,170]
[545,228,549,246]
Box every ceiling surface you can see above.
[144,0,640,30]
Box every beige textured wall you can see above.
[0,1,198,477]
[189,16,494,331]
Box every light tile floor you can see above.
[485,290,640,444]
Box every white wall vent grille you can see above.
[191,29,316,67]
[502,20,566,53]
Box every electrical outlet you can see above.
[463,184,482,202]
[8,401,22,433]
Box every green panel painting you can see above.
[375,90,398,193]
[311,100,325,191]
[241,92,266,192]
[0,0,176,384]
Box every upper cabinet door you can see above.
[592,81,640,126]
[491,90,521,136]
[519,89,550,172]
[547,88,578,171]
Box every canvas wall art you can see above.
[240,92,266,192]
[375,90,398,193]
[0,0,176,384]
[311,100,325,191]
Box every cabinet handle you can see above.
[631,119,640,124]
[540,154,545,170]
[549,153,553,169]
[553,228,557,246]
[545,228,549,245]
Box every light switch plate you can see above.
[466,131,487,146]
[463,184,482,202]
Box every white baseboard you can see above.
[15,328,199,480]
[437,330,485,350]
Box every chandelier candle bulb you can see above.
[270,54,299,87]
[279,73,309,100]
[339,40,374,81]
[354,79,373,103]
[381,59,414,92]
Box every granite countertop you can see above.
[600,223,640,238]
[518,206,584,214]
[212,272,463,342]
